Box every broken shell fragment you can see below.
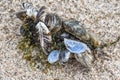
[16,11,27,21]
[48,50,60,64]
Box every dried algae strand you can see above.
[99,35,120,49]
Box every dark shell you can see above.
[74,50,94,68]
[59,50,71,64]
[63,19,99,49]
[35,6,46,23]
[16,11,27,21]
[62,19,88,39]
[44,13,62,34]
[22,2,33,10]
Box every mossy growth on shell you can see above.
[17,18,50,72]
[17,18,65,73]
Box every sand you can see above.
[0,0,120,80]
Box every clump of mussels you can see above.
[17,18,65,72]
[17,2,120,71]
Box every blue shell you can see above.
[64,38,88,54]
[48,50,60,64]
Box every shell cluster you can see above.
[16,2,120,69]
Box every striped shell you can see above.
[44,13,62,34]
[63,19,99,49]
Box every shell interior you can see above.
[64,38,88,54]
[48,50,60,64]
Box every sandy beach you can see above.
[0,0,120,80]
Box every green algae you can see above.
[17,18,64,72]
[17,18,50,72]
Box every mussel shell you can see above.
[87,33,99,49]
[35,21,52,55]
[36,21,50,34]
[35,6,46,23]
[22,2,32,10]
[26,8,38,18]
[60,32,70,40]
[44,13,62,34]
[64,38,88,54]
[20,26,26,36]
[63,19,87,39]
[63,19,99,49]
[74,50,94,68]
[48,50,60,64]
[59,50,71,64]
[22,2,38,18]
[16,11,27,21]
